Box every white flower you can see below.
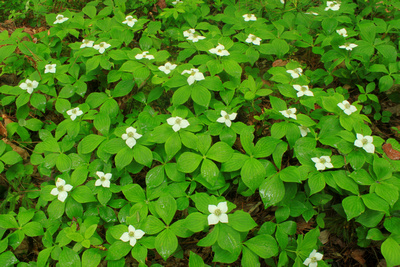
[181,68,205,85]
[122,15,137,27]
[121,127,142,149]
[186,30,206,42]
[245,34,262,45]
[19,79,38,94]
[280,0,285,3]
[172,0,182,4]
[339,43,357,51]
[337,100,357,115]
[183,29,195,37]
[53,14,69,24]
[287,68,303,78]
[95,171,112,188]
[167,116,190,132]
[293,85,313,97]
[311,156,333,171]
[325,1,340,11]
[120,225,145,247]
[80,39,94,48]
[66,107,83,121]
[305,12,319,15]
[303,249,323,267]
[299,125,311,137]
[50,178,73,202]
[44,64,56,74]
[216,110,237,127]
[243,14,257,21]
[336,28,348,37]
[354,134,375,153]
[280,108,297,120]
[135,51,155,60]
[158,62,177,74]
[93,42,111,54]
[208,202,229,225]
[209,43,230,56]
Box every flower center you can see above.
[301,87,307,92]
[129,231,135,237]
[361,138,368,145]
[311,257,317,262]
[100,43,104,47]
[218,49,223,53]
[287,110,292,115]
[320,158,326,164]
[27,83,32,87]
[344,103,350,109]
[57,185,64,191]
[192,33,199,38]
[101,176,106,181]
[224,114,230,120]
[175,118,182,124]
[214,209,222,216]
[72,109,77,114]
[128,132,134,138]
[251,36,256,41]
[128,17,133,21]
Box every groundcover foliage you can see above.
[1,0,400,266]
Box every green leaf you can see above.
[207,59,224,76]
[165,132,181,161]
[253,137,280,158]
[122,184,146,202]
[240,132,255,155]
[82,249,101,267]
[133,66,150,86]
[78,135,106,154]
[366,228,385,241]
[197,223,219,247]
[56,153,72,172]
[115,147,135,170]
[59,247,80,267]
[332,170,359,195]
[146,165,165,188]
[201,158,220,184]
[373,157,392,180]
[279,166,301,183]
[184,212,206,232]
[189,251,205,267]
[70,166,88,187]
[37,247,53,267]
[94,112,111,136]
[206,142,234,162]
[322,18,338,34]
[342,196,365,220]
[0,251,19,266]
[229,210,257,232]
[156,195,177,226]
[217,224,241,253]
[259,175,285,209]
[381,237,400,267]
[133,144,153,167]
[106,241,132,261]
[362,193,390,214]
[172,85,192,106]
[22,222,44,237]
[191,84,211,107]
[375,183,399,207]
[86,55,101,73]
[223,59,242,78]
[71,186,97,203]
[0,214,19,229]
[155,229,178,261]
[379,75,393,92]
[221,152,249,172]
[241,158,266,191]
[308,172,326,195]
[30,93,46,112]
[0,151,22,165]
[47,200,65,219]
[143,215,165,235]
[244,234,278,258]
[177,152,203,173]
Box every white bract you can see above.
[299,125,311,137]
[216,110,237,127]
[181,68,205,85]
[120,225,145,247]
[243,14,257,21]
[135,51,155,60]
[122,15,138,27]
[339,43,358,51]
[325,1,340,11]
[44,64,56,74]
[66,107,83,121]
[95,171,112,188]
[80,39,94,48]
[305,12,319,15]
[158,62,177,74]
[167,116,190,132]
[245,34,262,45]
[172,0,182,4]
[336,28,348,37]
[93,42,111,54]
[293,85,313,97]
[208,202,229,225]
[311,156,333,171]
[19,79,38,94]
[303,249,323,267]
[50,178,73,202]
[354,134,375,153]
[287,68,303,78]
[337,100,357,115]
[121,127,142,148]
[184,29,206,42]
[280,108,297,120]
[209,43,230,56]
[53,14,69,24]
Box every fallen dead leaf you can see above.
[319,230,330,244]
[272,59,288,67]
[350,249,366,266]
[2,138,30,160]
[153,0,167,12]
[382,143,400,160]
